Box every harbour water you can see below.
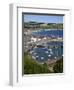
[30,43,63,63]
[32,29,63,37]
[27,29,63,63]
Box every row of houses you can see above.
[24,22,58,28]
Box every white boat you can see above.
[41,57,44,60]
[54,57,57,59]
[48,54,51,57]
[32,56,36,59]
[50,51,53,54]
[33,53,37,55]
[29,50,34,54]
[49,48,52,51]
[45,51,49,53]
[36,56,39,58]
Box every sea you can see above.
[30,29,63,62]
[32,29,63,37]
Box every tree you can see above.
[53,57,63,73]
[24,53,51,74]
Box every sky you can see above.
[24,14,63,23]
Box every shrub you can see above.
[53,57,63,73]
[24,53,50,74]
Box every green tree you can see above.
[53,57,63,73]
[24,53,51,74]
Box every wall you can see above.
[0,0,74,90]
